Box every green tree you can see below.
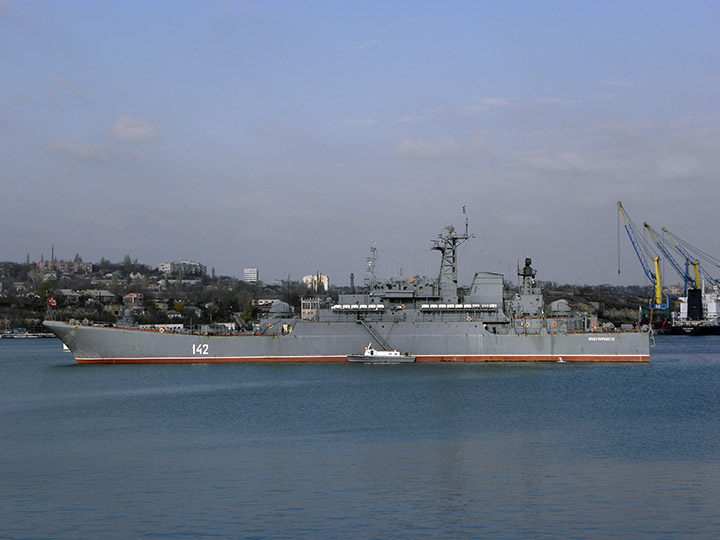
[36,280,57,300]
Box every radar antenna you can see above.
[432,207,474,297]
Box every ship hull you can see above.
[44,320,650,364]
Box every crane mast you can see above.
[651,257,664,308]
[617,202,666,308]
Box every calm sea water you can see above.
[1,337,719,539]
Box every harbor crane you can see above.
[662,227,720,290]
[617,201,667,309]
[643,222,697,295]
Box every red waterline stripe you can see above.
[415,354,649,363]
[74,354,649,364]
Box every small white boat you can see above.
[348,344,415,363]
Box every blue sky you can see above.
[2,1,719,286]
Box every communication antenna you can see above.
[365,243,378,289]
[462,205,469,240]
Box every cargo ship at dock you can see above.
[44,222,650,363]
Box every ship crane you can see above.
[643,222,695,295]
[661,227,720,290]
[617,202,667,309]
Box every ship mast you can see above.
[364,243,378,289]
[432,209,472,298]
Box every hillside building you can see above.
[159,260,207,277]
[244,268,258,283]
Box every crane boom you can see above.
[617,202,656,284]
[644,222,694,291]
[662,227,720,289]
[617,202,666,308]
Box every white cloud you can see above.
[601,80,639,89]
[397,114,426,123]
[110,115,160,142]
[595,80,642,100]
[523,151,594,174]
[344,117,378,127]
[592,119,654,137]
[698,77,720,86]
[392,135,492,160]
[396,106,447,123]
[347,39,380,52]
[52,140,112,161]
[468,135,492,155]
[394,138,460,159]
[462,97,514,115]
[258,125,307,137]
[656,154,702,181]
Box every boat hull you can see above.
[43,320,650,364]
[348,353,416,363]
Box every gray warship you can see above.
[44,222,650,363]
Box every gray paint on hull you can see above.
[44,320,650,362]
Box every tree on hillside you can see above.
[36,280,56,300]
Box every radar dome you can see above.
[549,299,571,316]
